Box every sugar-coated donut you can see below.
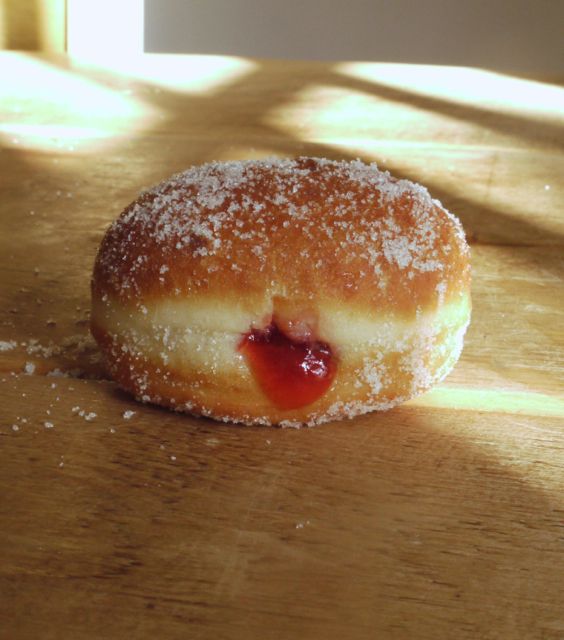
[91,157,471,427]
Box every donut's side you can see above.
[90,289,471,426]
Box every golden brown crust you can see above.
[91,157,471,426]
[92,157,470,318]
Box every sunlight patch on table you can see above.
[80,54,259,95]
[0,53,162,152]
[408,387,564,418]
[263,82,546,151]
[264,85,462,143]
[336,63,564,127]
[0,123,128,153]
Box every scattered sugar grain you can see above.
[122,410,136,420]
[44,421,54,429]
[12,424,19,431]
[24,362,35,375]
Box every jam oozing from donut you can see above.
[239,322,336,410]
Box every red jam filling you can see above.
[238,322,336,410]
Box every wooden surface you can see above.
[1,52,563,639]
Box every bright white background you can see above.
[144,0,564,73]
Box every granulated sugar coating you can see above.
[91,157,471,427]
[94,157,468,310]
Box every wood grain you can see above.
[1,53,563,640]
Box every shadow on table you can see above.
[1,380,562,637]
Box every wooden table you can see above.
[1,52,563,639]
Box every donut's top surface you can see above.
[93,157,470,318]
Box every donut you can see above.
[91,157,471,426]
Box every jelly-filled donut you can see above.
[91,157,471,426]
